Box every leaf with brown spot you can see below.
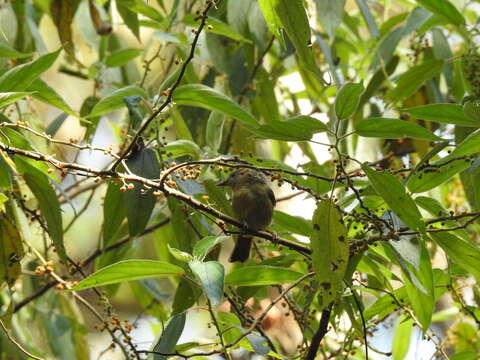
[310,199,349,310]
[0,217,24,288]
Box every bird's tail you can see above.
[229,235,252,262]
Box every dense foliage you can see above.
[0,0,480,359]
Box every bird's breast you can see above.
[232,185,274,230]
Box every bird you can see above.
[217,169,276,262]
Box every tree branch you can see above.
[111,0,217,170]
[305,305,332,360]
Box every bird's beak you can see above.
[217,179,229,186]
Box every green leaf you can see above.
[430,232,480,280]
[432,28,454,87]
[116,0,139,39]
[225,265,303,286]
[172,278,201,316]
[124,95,143,129]
[407,129,480,193]
[0,92,34,109]
[15,157,66,262]
[392,315,413,360]
[27,79,76,116]
[370,8,430,70]
[0,44,33,58]
[130,280,168,321]
[205,111,225,152]
[168,245,193,263]
[362,164,425,233]
[173,84,258,126]
[415,0,465,26]
[315,0,345,39]
[80,96,101,140]
[164,140,201,159]
[189,260,224,305]
[105,48,143,67]
[170,107,194,142]
[401,104,479,127]
[69,260,185,291]
[450,351,478,360]
[254,115,328,141]
[335,82,365,120]
[152,313,186,360]
[46,113,69,137]
[0,49,61,92]
[41,312,76,360]
[273,211,312,237]
[311,199,349,309]
[124,145,160,237]
[386,60,444,103]
[403,241,433,331]
[121,0,164,22]
[360,56,399,108]
[103,181,126,247]
[364,287,408,321]
[370,27,403,70]
[258,0,324,83]
[356,0,379,38]
[192,235,228,260]
[0,217,24,288]
[463,100,480,122]
[183,15,251,43]
[356,118,442,141]
[88,85,147,117]
[449,129,480,158]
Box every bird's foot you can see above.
[241,221,250,234]
[266,229,278,244]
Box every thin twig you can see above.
[0,319,44,360]
[111,0,216,170]
[13,218,170,313]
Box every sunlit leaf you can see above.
[225,265,303,286]
[152,313,186,360]
[362,164,425,233]
[392,315,413,360]
[401,104,478,127]
[0,44,33,58]
[255,115,328,141]
[0,49,61,92]
[105,48,143,67]
[183,14,251,43]
[15,157,66,262]
[88,85,147,117]
[356,118,442,141]
[315,0,345,39]
[0,217,24,288]
[407,129,480,193]
[335,82,365,120]
[0,92,34,109]
[311,199,349,309]
[431,232,480,280]
[69,260,185,291]
[28,79,76,116]
[386,60,444,103]
[189,260,224,305]
[415,0,465,26]
[173,84,258,126]
[258,0,324,83]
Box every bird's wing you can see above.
[268,187,276,206]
